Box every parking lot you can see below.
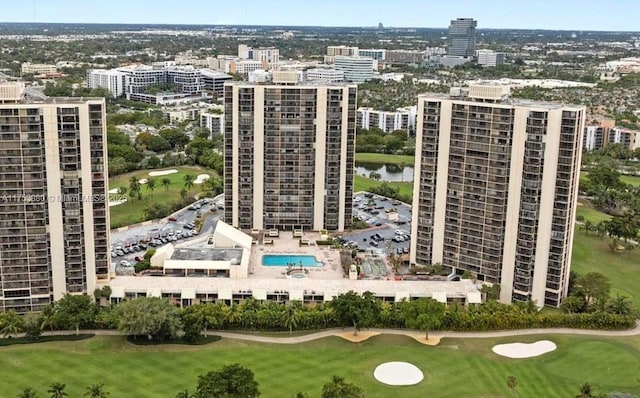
[110,196,224,273]
[340,192,412,257]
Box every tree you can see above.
[577,382,594,398]
[162,177,172,191]
[129,177,141,200]
[506,375,518,398]
[146,178,156,196]
[283,303,300,335]
[47,383,68,398]
[180,188,188,201]
[330,291,380,335]
[369,171,381,181]
[573,272,611,311]
[0,310,24,338]
[403,298,445,339]
[606,294,634,315]
[17,387,39,398]
[321,376,364,398]
[184,174,195,191]
[195,363,260,398]
[23,312,42,341]
[160,128,190,150]
[55,294,96,335]
[84,383,109,398]
[117,297,183,341]
[175,390,192,398]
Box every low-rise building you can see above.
[21,62,57,75]
[476,50,506,67]
[357,106,417,134]
[306,68,345,83]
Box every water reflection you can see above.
[355,162,414,182]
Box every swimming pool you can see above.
[262,254,322,267]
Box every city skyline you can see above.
[1,0,639,32]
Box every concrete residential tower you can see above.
[223,74,357,232]
[410,85,585,308]
[0,82,110,313]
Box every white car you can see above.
[354,197,361,202]
[119,260,131,267]
[395,230,405,235]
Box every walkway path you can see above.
[39,320,640,345]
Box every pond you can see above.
[354,162,414,182]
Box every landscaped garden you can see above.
[108,165,217,228]
[1,333,639,397]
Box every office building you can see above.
[223,76,357,232]
[358,49,386,61]
[357,106,417,134]
[305,68,345,83]
[238,45,280,69]
[21,63,57,75]
[476,50,506,68]
[386,50,425,65]
[324,46,359,64]
[334,56,375,83]
[410,84,585,308]
[0,82,110,313]
[447,18,477,57]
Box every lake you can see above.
[354,162,414,182]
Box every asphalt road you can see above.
[342,192,413,256]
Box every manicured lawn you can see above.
[354,175,413,201]
[571,229,640,307]
[620,174,640,186]
[1,334,639,397]
[355,153,415,165]
[109,166,215,229]
[576,205,612,224]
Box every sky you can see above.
[1,0,639,31]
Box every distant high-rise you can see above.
[0,82,110,313]
[223,75,357,232]
[447,18,477,57]
[411,84,585,308]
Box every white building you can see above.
[306,68,345,83]
[334,56,375,83]
[86,69,126,97]
[238,45,280,69]
[476,50,506,67]
[357,106,417,134]
[229,60,266,76]
[201,112,224,138]
[358,49,386,61]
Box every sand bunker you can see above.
[374,362,424,386]
[194,174,210,184]
[138,178,148,184]
[108,188,120,194]
[108,198,127,207]
[148,169,178,177]
[336,331,380,343]
[492,340,557,359]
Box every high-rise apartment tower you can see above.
[410,85,585,308]
[0,82,110,313]
[223,75,357,232]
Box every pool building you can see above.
[106,220,482,306]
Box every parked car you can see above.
[403,247,409,254]
[168,216,177,222]
[396,247,403,255]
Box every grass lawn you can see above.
[571,229,640,307]
[575,205,612,224]
[109,166,215,229]
[620,174,640,186]
[1,334,639,397]
[355,153,415,165]
[354,175,413,201]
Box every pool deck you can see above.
[249,231,344,280]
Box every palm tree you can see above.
[183,174,194,191]
[146,178,156,196]
[179,188,187,201]
[1,310,24,338]
[606,294,633,315]
[84,383,109,398]
[283,304,300,335]
[161,177,171,191]
[506,375,518,398]
[129,177,141,200]
[17,387,39,398]
[47,383,68,398]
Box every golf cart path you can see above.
[41,321,640,344]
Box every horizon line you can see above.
[0,21,638,34]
